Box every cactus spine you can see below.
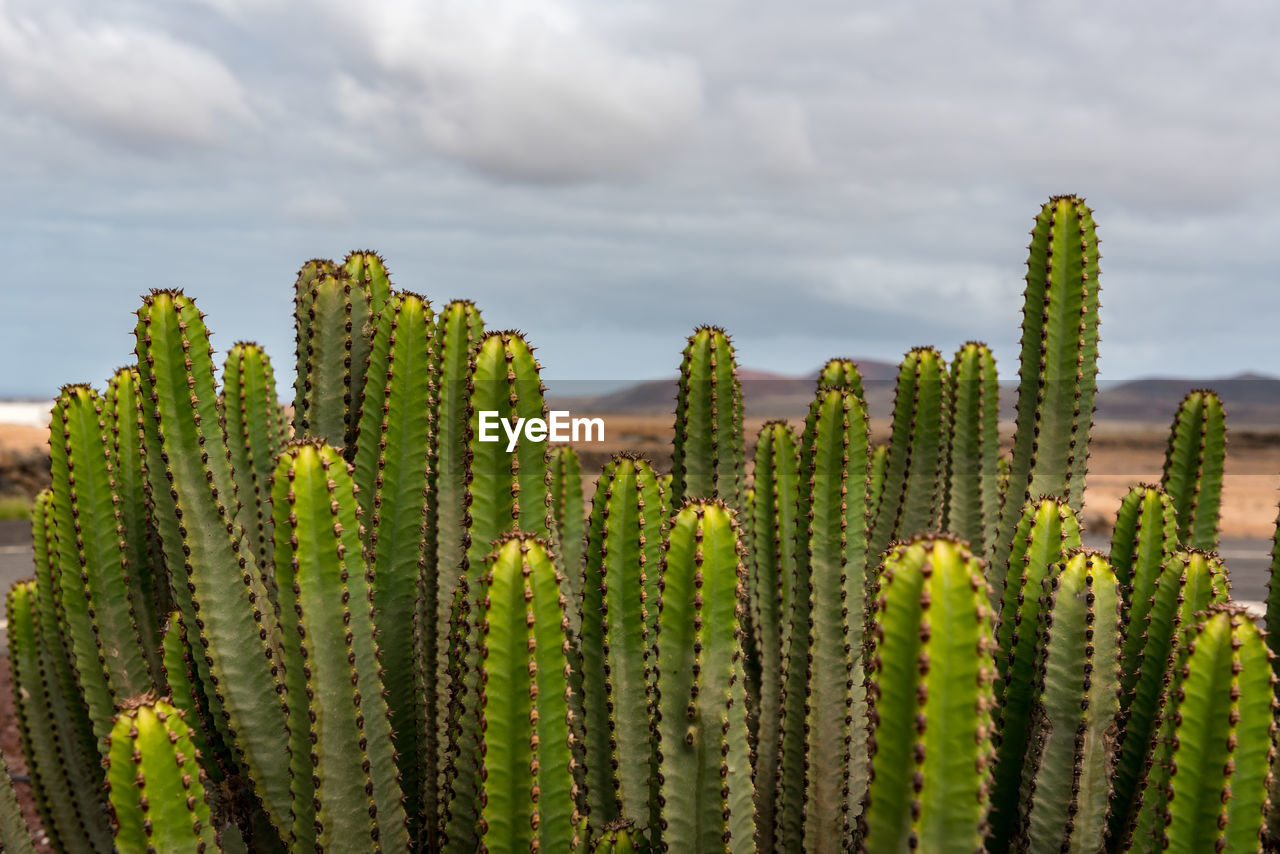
[475,534,582,852]
[868,346,947,559]
[1016,550,1121,854]
[997,195,1101,568]
[1160,389,1226,550]
[942,342,1000,558]
[860,536,996,854]
[776,387,871,852]
[580,454,664,831]
[272,440,408,850]
[653,501,753,853]
[106,699,215,853]
[748,420,800,852]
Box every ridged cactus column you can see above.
[942,341,1000,558]
[1123,606,1274,853]
[868,346,947,559]
[859,536,996,854]
[272,441,408,851]
[996,195,1101,567]
[1015,550,1121,854]
[776,386,871,852]
[817,357,865,399]
[1160,389,1226,550]
[653,501,753,853]
[475,534,582,853]
[550,444,586,604]
[670,325,746,512]
[580,454,664,831]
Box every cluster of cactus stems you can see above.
[6,196,1280,854]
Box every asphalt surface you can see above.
[0,523,1273,655]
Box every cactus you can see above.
[1015,550,1121,854]
[1122,606,1274,853]
[0,748,35,854]
[550,444,586,607]
[1107,548,1230,848]
[159,610,228,784]
[134,290,291,831]
[592,819,643,852]
[474,534,582,853]
[775,386,871,852]
[996,195,1101,568]
[105,698,216,853]
[272,440,408,850]
[1110,485,1178,678]
[748,420,800,851]
[1160,389,1226,550]
[653,500,753,853]
[988,496,1081,852]
[859,536,996,854]
[670,325,746,514]
[942,342,1000,558]
[868,346,947,559]
[817,357,865,399]
[866,442,888,524]
[342,249,394,320]
[580,454,664,832]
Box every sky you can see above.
[2,0,1278,397]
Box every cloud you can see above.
[0,2,252,152]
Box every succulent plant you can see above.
[941,341,1000,559]
[1161,389,1227,551]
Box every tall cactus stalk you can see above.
[106,699,216,853]
[1110,485,1178,673]
[776,387,871,852]
[859,536,996,854]
[942,342,1000,558]
[653,501,754,853]
[580,454,664,832]
[1122,606,1274,853]
[475,534,582,853]
[1107,548,1229,849]
[996,195,1101,569]
[134,289,291,832]
[550,444,586,606]
[817,357,865,399]
[748,420,800,852]
[159,610,228,784]
[1160,389,1226,551]
[988,496,1081,852]
[867,443,889,524]
[868,346,947,559]
[272,440,408,851]
[1015,550,1121,854]
[351,290,437,845]
[670,325,746,513]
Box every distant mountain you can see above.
[1095,372,1280,428]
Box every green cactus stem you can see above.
[942,342,1000,558]
[272,440,408,851]
[653,501,753,854]
[0,748,34,854]
[817,357,865,400]
[591,819,643,852]
[748,420,800,852]
[134,289,290,831]
[49,384,156,738]
[1015,550,1121,854]
[1107,548,1229,849]
[996,195,1101,569]
[342,249,393,321]
[221,342,288,576]
[159,610,228,784]
[867,442,889,525]
[550,444,586,605]
[868,346,947,559]
[1123,605,1274,853]
[475,534,582,853]
[292,265,373,451]
[1160,389,1226,551]
[350,291,437,845]
[580,453,664,831]
[8,579,113,852]
[776,387,871,853]
[106,698,216,853]
[988,497,1081,851]
[1110,485,1178,680]
[859,536,996,854]
[670,325,746,514]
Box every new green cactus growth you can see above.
[817,357,865,399]
[106,698,215,853]
[1110,485,1178,670]
[670,325,746,513]
[776,387,871,853]
[859,536,996,854]
[580,454,664,831]
[550,444,586,607]
[653,500,753,853]
[867,443,888,524]
[942,342,1000,558]
[1122,606,1274,853]
[868,346,947,559]
[474,534,582,853]
[272,440,408,851]
[1160,389,1226,551]
[997,195,1101,568]
[342,249,393,321]
[1015,550,1121,854]
[592,820,643,852]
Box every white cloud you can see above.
[730,91,819,178]
[0,2,252,151]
